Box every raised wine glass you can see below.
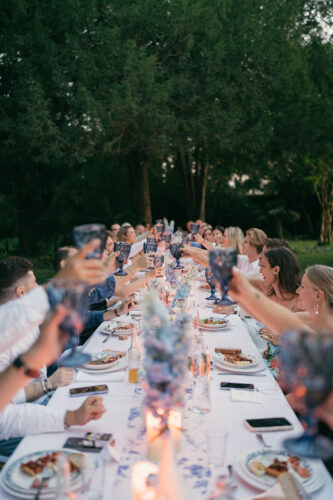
[162,233,172,248]
[280,329,333,460]
[143,240,158,270]
[209,248,237,305]
[205,268,216,301]
[169,243,184,270]
[190,223,200,236]
[73,224,107,259]
[46,279,91,366]
[114,242,131,276]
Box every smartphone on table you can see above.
[220,382,256,391]
[244,417,294,432]
[69,385,109,397]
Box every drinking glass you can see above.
[162,233,172,248]
[190,347,211,414]
[190,223,200,235]
[147,237,157,245]
[209,248,237,305]
[73,224,107,259]
[114,242,131,276]
[143,241,158,270]
[82,455,106,500]
[169,243,184,270]
[205,268,216,301]
[46,279,91,366]
[280,330,333,460]
[206,427,228,469]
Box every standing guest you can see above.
[0,257,74,404]
[238,227,266,279]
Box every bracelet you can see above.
[41,378,52,394]
[12,356,40,379]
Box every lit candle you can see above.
[131,461,159,500]
[146,409,182,461]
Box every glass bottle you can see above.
[128,330,141,383]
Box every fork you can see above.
[102,327,119,343]
[256,432,271,448]
[34,466,53,500]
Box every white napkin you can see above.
[230,389,263,404]
[75,370,126,383]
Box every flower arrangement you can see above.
[143,291,192,423]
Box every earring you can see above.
[315,304,319,316]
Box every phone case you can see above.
[69,386,109,397]
[63,437,103,453]
[244,421,294,432]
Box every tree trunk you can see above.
[316,170,333,245]
[319,205,333,244]
[178,150,195,219]
[128,152,152,225]
[199,163,209,220]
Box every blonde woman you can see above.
[222,226,244,255]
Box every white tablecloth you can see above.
[0,279,332,499]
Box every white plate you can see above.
[234,448,326,494]
[214,352,258,369]
[81,353,126,371]
[1,449,83,498]
[213,354,266,373]
[199,319,230,330]
[101,322,136,335]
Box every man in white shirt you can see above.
[0,257,73,403]
[238,228,267,279]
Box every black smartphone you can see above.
[69,385,109,397]
[244,417,294,432]
[63,437,103,453]
[220,382,255,391]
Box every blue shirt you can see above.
[88,275,116,305]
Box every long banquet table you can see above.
[1,277,332,499]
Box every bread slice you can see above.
[249,460,266,476]
[215,348,242,355]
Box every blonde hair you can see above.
[246,228,267,254]
[224,227,244,254]
[306,265,333,309]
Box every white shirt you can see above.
[0,326,47,404]
[129,240,145,258]
[0,403,66,440]
[237,255,262,279]
[0,287,50,354]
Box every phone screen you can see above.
[220,382,255,390]
[69,385,108,396]
[246,417,292,428]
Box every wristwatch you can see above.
[41,378,52,394]
[12,356,40,379]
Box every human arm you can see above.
[228,269,312,335]
[116,268,158,298]
[114,254,154,291]
[23,368,74,402]
[182,244,209,266]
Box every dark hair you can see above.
[213,226,225,235]
[264,238,291,251]
[53,246,76,271]
[0,256,33,302]
[264,247,301,296]
[117,226,133,242]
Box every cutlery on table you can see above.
[256,432,271,448]
[217,371,266,377]
[34,465,53,500]
[227,464,237,490]
[102,327,119,343]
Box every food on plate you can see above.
[199,317,227,326]
[215,348,242,355]
[249,460,266,476]
[287,456,310,478]
[117,322,135,330]
[68,452,84,472]
[87,353,119,366]
[265,458,288,477]
[223,353,253,365]
[199,284,210,290]
[21,451,62,476]
[212,305,236,314]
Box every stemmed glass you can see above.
[46,279,91,366]
[155,223,164,241]
[169,243,184,270]
[114,242,131,276]
[209,248,237,305]
[143,240,158,270]
[279,330,333,460]
[205,268,216,301]
[190,223,200,237]
[162,233,172,248]
[73,224,107,259]
[154,255,164,277]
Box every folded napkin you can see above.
[75,370,126,383]
[230,389,263,404]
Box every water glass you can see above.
[206,427,228,469]
[82,455,106,500]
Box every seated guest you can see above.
[103,230,114,260]
[118,225,146,259]
[212,226,224,246]
[110,222,120,238]
[238,227,266,278]
[136,224,146,235]
[223,226,244,254]
[259,237,292,265]
[202,227,213,242]
[53,246,78,271]
[0,257,74,403]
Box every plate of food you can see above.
[199,284,210,291]
[2,449,84,498]
[213,353,265,373]
[198,317,230,330]
[101,321,136,335]
[215,351,258,368]
[233,448,325,493]
[81,350,126,371]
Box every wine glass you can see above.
[279,329,333,460]
[73,224,107,259]
[143,240,158,270]
[205,268,216,301]
[46,279,91,366]
[154,255,164,277]
[190,223,200,236]
[209,248,237,305]
[114,242,131,276]
[169,243,184,270]
[147,237,157,245]
[155,223,164,241]
[162,233,172,248]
